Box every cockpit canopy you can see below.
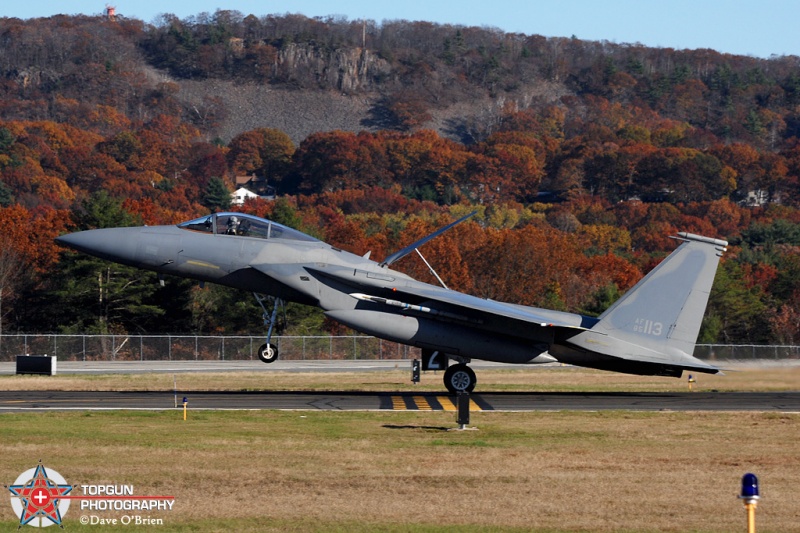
[178,213,319,243]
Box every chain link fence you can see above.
[0,334,420,362]
[0,334,798,362]
[694,344,800,361]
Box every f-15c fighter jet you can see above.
[56,212,727,393]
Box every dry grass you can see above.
[2,364,799,532]
[1,410,798,532]
[2,363,800,392]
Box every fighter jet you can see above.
[55,211,727,393]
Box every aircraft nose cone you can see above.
[55,228,141,264]
[54,231,90,252]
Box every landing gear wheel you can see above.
[444,364,476,394]
[258,343,279,363]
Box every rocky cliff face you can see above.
[173,41,567,144]
[275,44,392,93]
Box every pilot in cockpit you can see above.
[226,216,240,235]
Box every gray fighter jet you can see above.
[55,212,727,393]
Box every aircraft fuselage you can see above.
[56,212,725,389]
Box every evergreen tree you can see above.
[0,127,14,152]
[25,193,170,334]
[270,198,303,228]
[74,190,141,229]
[31,253,166,335]
[701,261,770,343]
[0,182,14,207]
[203,176,231,211]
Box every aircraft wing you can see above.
[303,265,590,331]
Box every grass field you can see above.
[2,362,800,393]
[1,365,799,532]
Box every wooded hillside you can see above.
[0,11,799,344]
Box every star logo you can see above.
[7,462,73,528]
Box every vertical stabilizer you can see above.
[592,233,727,355]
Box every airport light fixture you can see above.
[739,473,759,533]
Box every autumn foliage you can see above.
[0,13,798,343]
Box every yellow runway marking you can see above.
[389,395,484,411]
[442,397,482,411]
[438,396,456,411]
[413,396,432,410]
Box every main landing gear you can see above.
[254,293,284,364]
[443,363,476,394]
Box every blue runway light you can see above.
[740,473,759,500]
[740,473,759,533]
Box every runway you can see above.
[1,390,799,412]
[2,360,800,412]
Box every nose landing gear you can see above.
[254,293,284,364]
[258,342,279,363]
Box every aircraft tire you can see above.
[258,343,279,363]
[443,364,476,394]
